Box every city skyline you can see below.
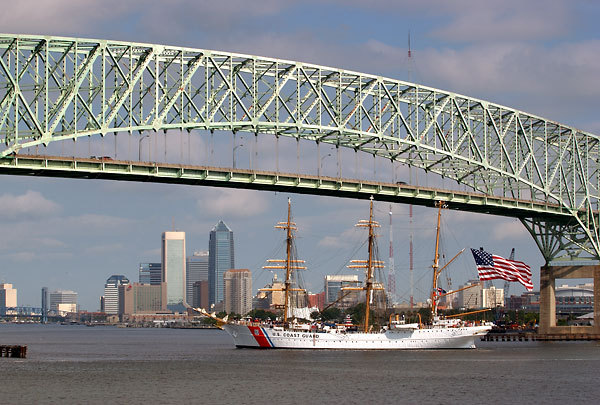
[1,1,599,310]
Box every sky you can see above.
[1,0,599,310]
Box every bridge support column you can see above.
[538,265,600,337]
[539,266,556,333]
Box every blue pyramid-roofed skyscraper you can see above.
[208,220,235,308]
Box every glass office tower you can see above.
[162,231,186,311]
[208,221,234,307]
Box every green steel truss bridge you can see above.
[1,34,599,263]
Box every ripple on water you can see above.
[1,324,599,404]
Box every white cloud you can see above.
[0,0,131,35]
[141,248,161,258]
[0,0,296,43]
[63,214,137,230]
[329,0,571,43]
[0,190,60,218]
[429,1,571,43]
[197,189,269,217]
[0,212,137,254]
[84,243,125,255]
[491,220,529,241]
[37,238,67,248]
[318,235,345,249]
[439,210,530,244]
[317,227,362,249]
[4,251,73,263]
[6,251,36,262]
[418,40,600,96]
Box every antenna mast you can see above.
[388,205,396,304]
[408,30,415,309]
[410,204,414,308]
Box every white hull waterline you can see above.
[223,323,491,350]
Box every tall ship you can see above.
[204,197,492,349]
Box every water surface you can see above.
[1,324,598,404]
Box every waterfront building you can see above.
[506,294,528,310]
[49,290,78,314]
[308,291,326,311]
[252,294,271,310]
[507,284,593,315]
[193,280,209,309]
[324,275,361,308]
[224,269,252,315]
[139,262,162,285]
[506,290,540,311]
[162,231,186,311]
[186,251,209,306]
[41,287,48,323]
[208,221,235,307]
[482,285,504,308]
[256,274,285,309]
[458,280,483,309]
[0,283,17,314]
[119,282,167,315]
[103,275,130,315]
[555,283,594,310]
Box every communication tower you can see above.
[388,205,396,304]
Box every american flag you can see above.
[470,248,533,291]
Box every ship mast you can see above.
[347,197,384,333]
[431,201,444,317]
[261,198,306,324]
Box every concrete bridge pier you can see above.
[539,265,600,338]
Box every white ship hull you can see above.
[222,324,491,350]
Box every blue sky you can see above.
[1,0,599,310]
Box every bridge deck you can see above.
[0,154,572,220]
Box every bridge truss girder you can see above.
[1,34,599,261]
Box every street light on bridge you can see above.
[233,144,244,169]
[319,153,332,177]
[138,134,150,161]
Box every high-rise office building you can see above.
[162,231,186,311]
[209,221,234,307]
[186,251,209,306]
[49,290,78,314]
[324,275,361,308]
[0,283,17,314]
[139,263,162,285]
[224,269,252,315]
[41,287,48,323]
[193,280,209,309]
[104,275,130,315]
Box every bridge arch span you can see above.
[1,34,598,261]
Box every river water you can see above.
[1,324,598,404]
